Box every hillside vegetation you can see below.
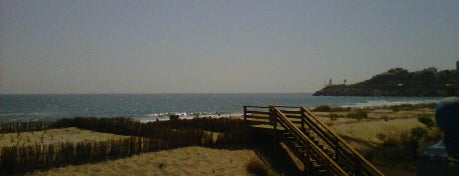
[314,67,458,96]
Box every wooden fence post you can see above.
[269,105,277,130]
[300,108,305,131]
[243,106,247,121]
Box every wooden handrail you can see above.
[300,107,385,176]
[272,107,348,176]
[269,105,303,108]
[243,105,270,109]
[243,105,384,176]
[244,110,271,115]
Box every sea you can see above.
[0,93,443,122]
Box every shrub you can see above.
[389,103,437,112]
[391,106,400,112]
[417,115,435,128]
[381,115,390,121]
[421,103,437,109]
[329,113,340,121]
[330,107,350,112]
[329,113,344,120]
[376,133,386,141]
[390,104,414,112]
[366,130,418,164]
[410,127,428,141]
[426,127,443,142]
[347,110,368,120]
[367,127,431,165]
[312,105,331,112]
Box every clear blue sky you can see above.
[1,0,458,94]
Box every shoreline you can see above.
[0,104,439,176]
[0,94,442,123]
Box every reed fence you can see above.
[0,117,251,174]
[0,121,52,134]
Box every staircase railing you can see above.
[271,106,348,175]
[299,107,384,176]
[244,105,385,176]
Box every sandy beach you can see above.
[29,146,256,176]
[1,106,437,175]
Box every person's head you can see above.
[435,97,459,158]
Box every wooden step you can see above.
[312,163,322,169]
[245,105,384,176]
[323,149,335,158]
[285,136,295,140]
[281,132,292,136]
[294,144,304,150]
[317,169,327,175]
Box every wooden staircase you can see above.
[244,105,385,176]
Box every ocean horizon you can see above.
[0,93,443,122]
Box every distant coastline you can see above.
[1,94,441,122]
[314,66,458,97]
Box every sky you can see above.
[1,0,458,94]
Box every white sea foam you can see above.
[138,111,242,122]
[341,99,439,108]
[0,94,443,122]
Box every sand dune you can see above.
[319,109,435,150]
[29,146,256,176]
[330,118,425,149]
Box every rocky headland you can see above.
[314,67,458,97]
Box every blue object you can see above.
[418,97,459,176]
[435,97,459,159]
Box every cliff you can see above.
[313,68,458,97]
